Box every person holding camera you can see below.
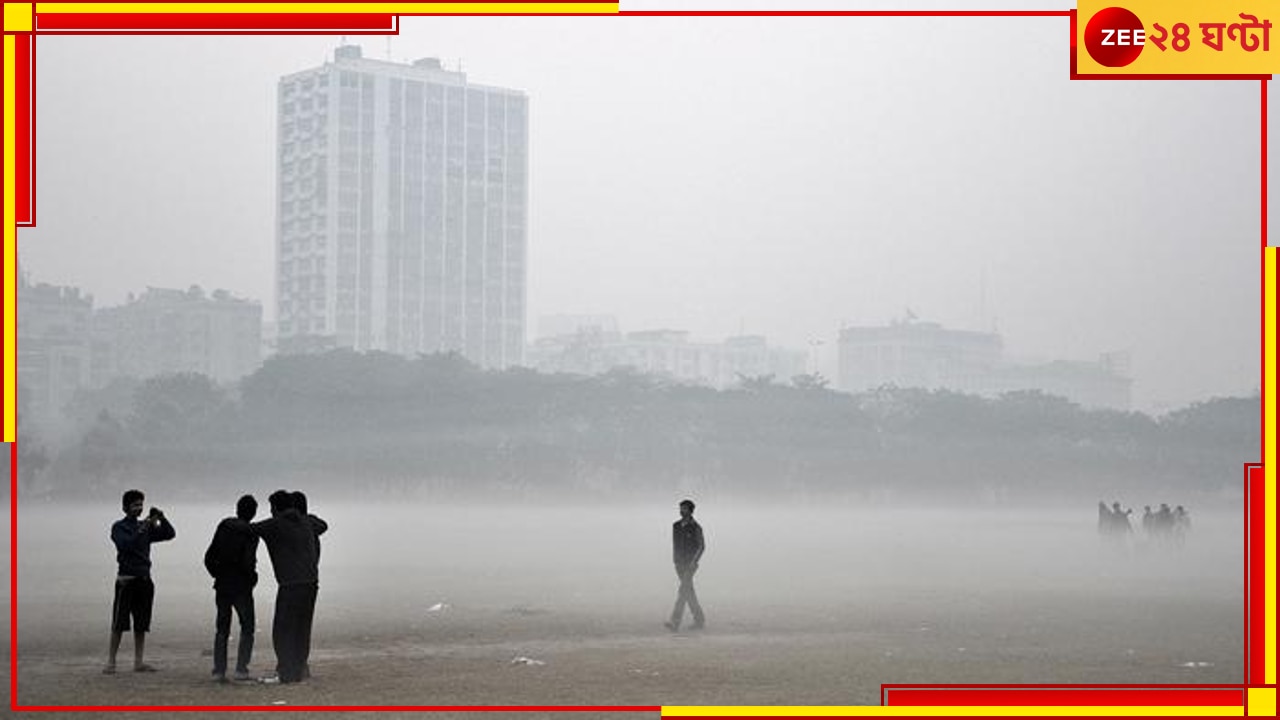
[105,489,176,674]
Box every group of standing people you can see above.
[1097,500,1191,546]
[105,491,708,683]
[106,488,327,684]
[1139,502,1191,545]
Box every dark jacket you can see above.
[203,517,259,591]
[251,509,327,587]
[111,515,176,578]
[307,514,327,562]
[672,518,705,567]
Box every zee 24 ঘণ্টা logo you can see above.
[1084,6,1272,68]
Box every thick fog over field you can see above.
[16,501,1245,620]
[9,499,1246,704]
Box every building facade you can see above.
[17,272,93,421]
[973,354,1133,411]
[838,321,1004,394]
[837,319,1132,410]
[529,327,807,390]
[93,286,262,384]
[276,45,529,368]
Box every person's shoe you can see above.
[102,664,117,675]
[233,670,253,682]
[133,663,158,673]
[664,621,678,632]
[211,672,228,684]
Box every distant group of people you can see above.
[1097,500,1191,546]
[106,488,327,684]
[106,491,705,683]
[1140,503,1192,544]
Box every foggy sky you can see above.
[19,5,1273,413]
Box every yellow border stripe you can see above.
[4,3,33,32]
[1267,246,1276,685]
[3,34,14,444]
[661,707,1242,717]
[36,3,617,14]
[1249,688,1276,717]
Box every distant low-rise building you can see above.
[529,326,806,389]
[838,320,1003,394]
[837,318,1132,410]
[977,356,1133,411]
[537,314,620,340]
[17,271,93,421]
[94,286,263,384]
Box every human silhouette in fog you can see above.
[1110,502,1133,535]
[204,494,259,682]
[290,491,326,680]
[105,489,175,674]
[665,499,706,632]
[251,490,326,683]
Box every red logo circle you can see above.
[1084,7,1145,67]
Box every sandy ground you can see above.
[5,502,1246,712]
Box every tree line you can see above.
[18,350,1259,504]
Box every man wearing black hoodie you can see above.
[291,491,324,680]
[252,490,327,684]
[204,494,260,682]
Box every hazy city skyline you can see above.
[19,14,1273,412]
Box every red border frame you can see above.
[34,13,398,32]
[14,31,31,226]
[880,686,1246,706]
[6,5,1271,713]
[1248,464,1265,686]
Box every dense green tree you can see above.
[130,373,233,445]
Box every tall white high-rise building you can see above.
[276,45,529,368]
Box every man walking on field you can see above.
[665,498,706,632]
